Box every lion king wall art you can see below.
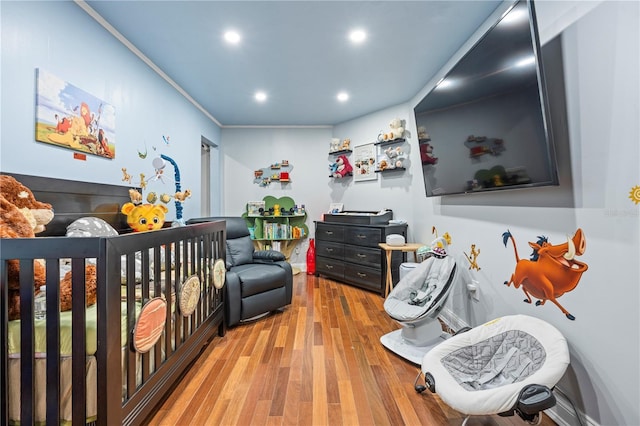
[502,228,588,320]
[35,68,115,159]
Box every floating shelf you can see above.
[328,149,352,155]
[375,167,406,173]
[374,138,406,146]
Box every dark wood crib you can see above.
[1,174,226,425]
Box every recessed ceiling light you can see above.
[224,30,241,44]
[337,92,349,102]
[349,29,367,44]
[255,91,267,102]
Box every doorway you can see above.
[201,136,221,216]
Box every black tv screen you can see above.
[415,0,558,197]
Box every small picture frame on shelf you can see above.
[328,203,344,214]
[247,201,265,216]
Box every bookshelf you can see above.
[242,195,308,260]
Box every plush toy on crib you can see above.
[0,174,96,321]
[122,202,169,232]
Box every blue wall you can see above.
[0,1,221,221]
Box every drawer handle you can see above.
[356,234,366,239]
[325,231,334,235]
[356,253,367,258]
[357,272,367,278]
[325,265,333,269]
[325,248,334,252]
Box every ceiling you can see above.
[81,1,503,127]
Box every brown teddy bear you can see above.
[0,175,54,234]
[1,175,95,320]
[1,190,47,320]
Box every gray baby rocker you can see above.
[380,236,457,364]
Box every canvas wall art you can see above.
[353,143,377,182]
[35,68,116,159]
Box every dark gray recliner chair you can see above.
[187,216,293,326]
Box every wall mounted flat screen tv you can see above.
[415,0,558,197]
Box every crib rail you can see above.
[0,220,226,426]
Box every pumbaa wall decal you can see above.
[502,228,588,320]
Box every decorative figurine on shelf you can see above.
[330,138,341,152]
[383,118,405,141]
[329,161,339,175]
[381,146,405,170]
[341,138,351,150]
[331,155,353,178]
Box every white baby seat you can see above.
[380,249,457,364]
[418,315,570,424]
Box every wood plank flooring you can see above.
[147,274,556,426]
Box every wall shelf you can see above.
[374,138,406,147]
[375,167,406,173]
[329,149,352,155]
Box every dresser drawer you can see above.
[316,256,345,278]
[345,226,383,248]
[344,264,381,292]
[343,244,381,269]
[316,240,344,260]
[316,222,344,243]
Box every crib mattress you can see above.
[7,303,134,357]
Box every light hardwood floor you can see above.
[147,274,556,426]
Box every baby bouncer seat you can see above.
[380,241,457,364]
[417,315,570,425]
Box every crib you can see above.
[1,174,226,425]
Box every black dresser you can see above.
[314,220,408,296]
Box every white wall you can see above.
[0,1,222,222]
[221,127,333,267]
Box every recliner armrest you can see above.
[253,250,286,262]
